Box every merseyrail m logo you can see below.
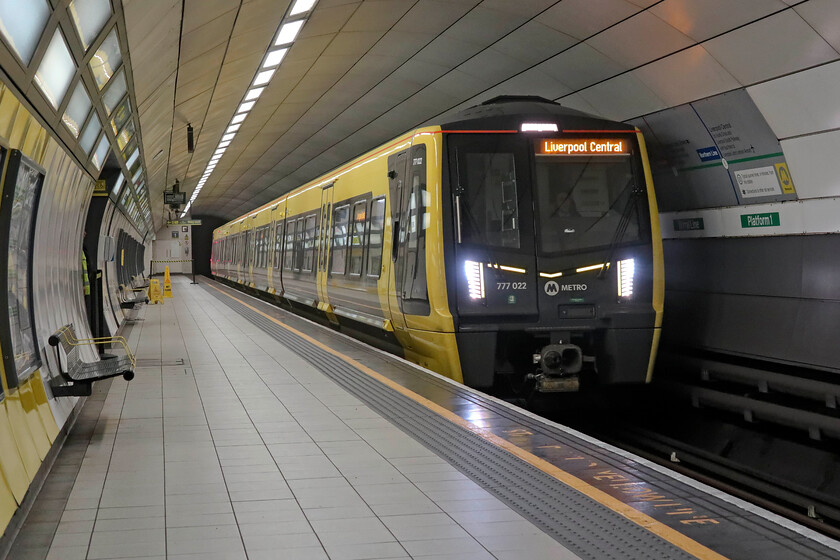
[544,281,559,296]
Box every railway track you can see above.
[539,349,840,540]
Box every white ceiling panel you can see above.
[634,45,739,107]
[539,0,641,39]
[586,11,693,69]
[748,60,840,138]
[538,43,623,90]
[703,10,838,85]
[650,0,787,42]
[795,0,840,54]
[573,72,666,121]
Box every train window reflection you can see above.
[303,215,316,273]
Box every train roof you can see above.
[437,95,636,132]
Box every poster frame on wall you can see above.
[0,148,45,390]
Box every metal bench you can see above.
[48,324,135,397]
[119,284,148,309]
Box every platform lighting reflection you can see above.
[182,1,318,217]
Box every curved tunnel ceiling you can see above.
[124,0,839,223]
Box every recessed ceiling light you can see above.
[238,101,255,113]
[290,0,316,16]
[231,113,247,124]
[276,20,304,45]
[263,48,287,68]
[244,89,264,102]
[226,124,241,134]
[219,141,231,148]
[222,133,235,142]
[253,69,275,86]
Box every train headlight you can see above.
[464,260,485,299]
[617,258,635,299]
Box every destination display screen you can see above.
[535,138,631,156]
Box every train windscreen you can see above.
[534,153,646,254]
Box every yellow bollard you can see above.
[163,266,173,298]
[148,279,163,304]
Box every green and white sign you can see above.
[741,212,779,228]
[166,219,202,226]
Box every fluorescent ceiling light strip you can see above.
[226,124,241,133]
[238,101,255,113]
[222,133,235,142]
[231,113,246,124]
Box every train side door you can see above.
[387,151,408,333]
[316,185,334,305]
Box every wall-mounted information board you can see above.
[629,89,796,212]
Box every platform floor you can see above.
[10,276,840,560]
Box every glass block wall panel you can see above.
[91,133,109,170]
[0,0,50,64]
[79,114,101,154]
[89,28,121,89]
[101,69,125,113]
[68,0,111,51]
[34,30,75,109]
[61,81,91,137]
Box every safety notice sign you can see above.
[734,166,782,198]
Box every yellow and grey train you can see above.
[212,96,664,393]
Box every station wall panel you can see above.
[779,131,840,200]
[663,235,840,373]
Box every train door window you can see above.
[349,200,367,276]
[246,230,254,266]
[366,198,385,278]
[302,214,316,273]
[293,217,305,272]
[283,219,295,271]
[330,204,350,275]
[274,221,284,269]
[401,144,429,313]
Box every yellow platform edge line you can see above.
[207,283,729,560]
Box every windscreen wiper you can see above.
[597,179,640,279]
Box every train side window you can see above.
[259,226,268,268]
[274,221,284,269]
[366,198,385,278]
[330,204,350,275]
[302,214,316,273]
[349,200,367,276]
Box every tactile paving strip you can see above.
[207,286,697,560]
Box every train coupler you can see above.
[527,373,580,392]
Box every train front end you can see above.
[442,98,663,393]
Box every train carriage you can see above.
[212,96,664,394]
